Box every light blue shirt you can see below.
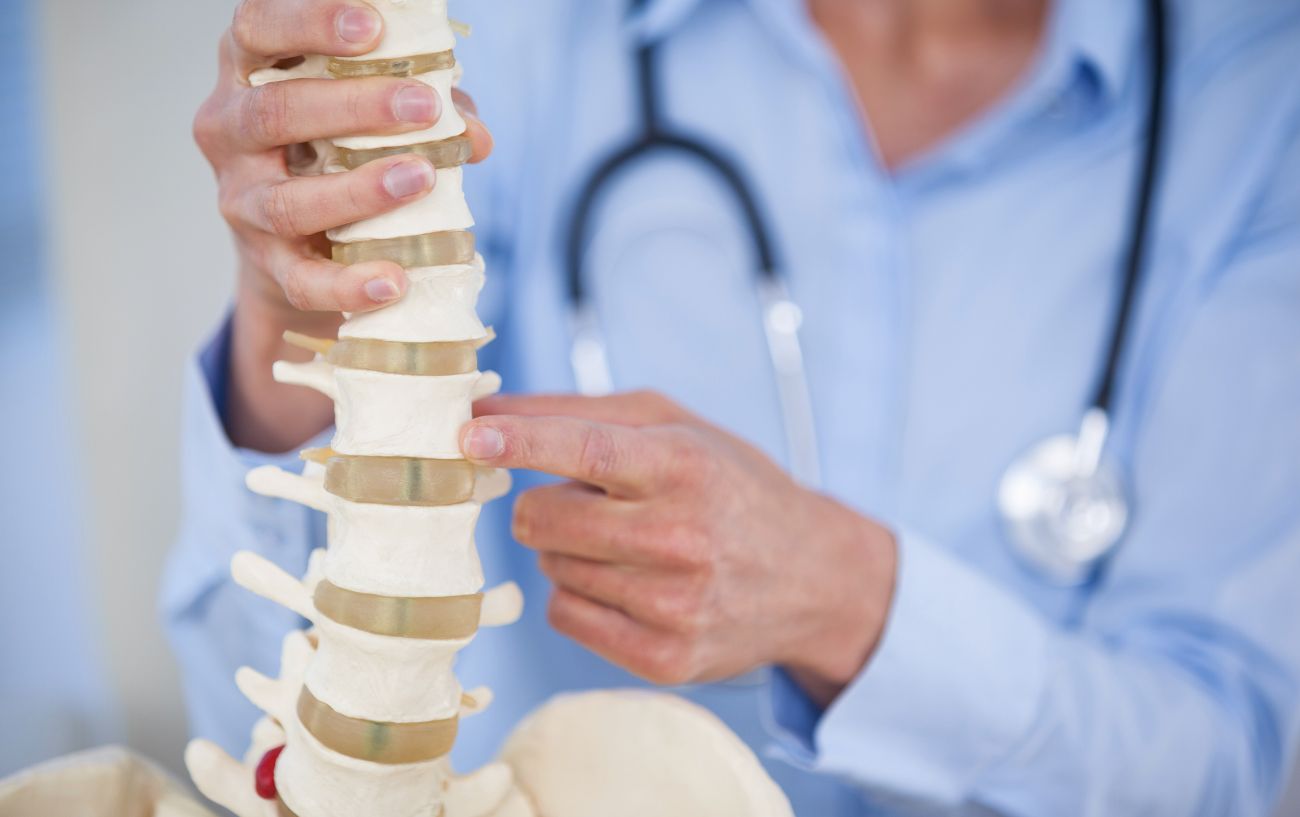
[161,0,1300,813]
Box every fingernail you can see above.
[336,7,381,43]
[393,85,439,123]
[364,277,401,303]
[460,109,493,146]
[464,426,505,460]
[383,160,434,199]
[454,97,479,118]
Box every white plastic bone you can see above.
[234,550,520,633]
[232,551,315,620]
[472,370,503,401]
[228,550,518,723]
[248,55,330,87]
[473,468,512,503]
[272,359,338,401]
[187,4,795,815]
[460,686,494,716]
[219,633,474,817]
[331,369,496,458]
[486,792,534,817]
[501,691,795,817]
[245,718,289,771]
[277,713,452,817]
[342,0,456,60]
[234,667,286,722]
[246,466,330,513]
[328,167,473,243]
[185,740,276,817]
[341,260,488,343]
[332,69,465,150]
[480,582,524,628]
[441,763,514,816]
[241,484,494,597]
[326,500,486,596]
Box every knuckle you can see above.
[641,639,693,686]
[260,182,302,236]
[191,100,221,157]
[216,185,243,228]
[534,552,558,579]
[511,492,540,542]
[670,430,707,468]
[329,268,361,312]
[343,171,372,217]
[656,523,709,570]
[605,519,645,560]
[451,87,478,116]
[545,592,572,633]
[279,266,313,311]
[627,389,686,424]
[345,82,373,129]
[645,389,679,416]
[229,2,259,52]
[665,429,716,486]
[649,586,704,634]
[243,83,289,146]
[577,425,621,482]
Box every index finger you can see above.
[474,392,692,427]
[461,415,676,498]
[230,0,384,70]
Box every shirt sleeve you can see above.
[766,121,1300,817]
[159,315,330,758]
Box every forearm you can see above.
[765,532,1293,816]
[227,283,340,452]
[779,497,897,709]
[973,639,1276,817]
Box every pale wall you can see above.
[38,0,239,775]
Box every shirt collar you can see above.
[630,0,1144,106]
[1054,0,1143,105]
[624,0,706,42]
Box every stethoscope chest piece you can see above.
[997,410,1129,585]
[995,0,1164,585]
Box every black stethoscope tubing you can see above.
[1093,0,1168,416]
[564,37,780,305]
[562,0,1168,530]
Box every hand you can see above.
[462,392,897,706]
[195,0,493,451]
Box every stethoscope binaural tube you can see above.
[562,9,823,489]
[997,0,1169,584]
[565,0,1168,582]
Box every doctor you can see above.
[166,0,1300,814]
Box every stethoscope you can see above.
[564,0,1168,585]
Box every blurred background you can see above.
[1,0,237,779]
[0,0,1297,814]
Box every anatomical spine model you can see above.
[185,4,795,817]
[186,3,528,815]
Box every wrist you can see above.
[226,290,340,452]
[783,500,897,707]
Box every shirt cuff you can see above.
[160,314,331,618]
[765,529,1051,804]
